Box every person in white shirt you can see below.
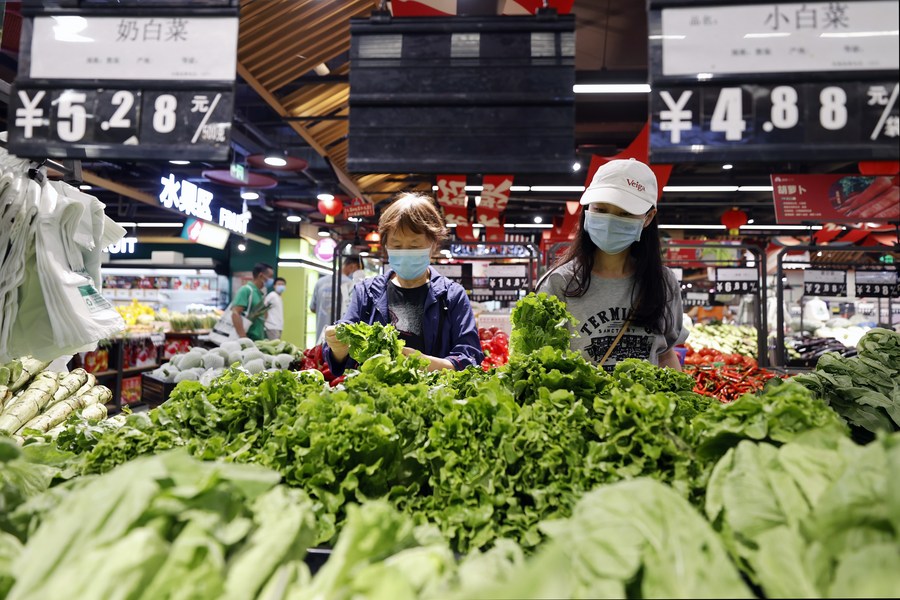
[264,278,286,340]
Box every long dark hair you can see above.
[549,210,673,335]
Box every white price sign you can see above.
[715,267,758,294]
[30,16,238,81]
[484,264,528,278]
[803,269,847,296]
[439,264,463,278]
[660,1,899,76]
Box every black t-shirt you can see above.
[387,281,430,352]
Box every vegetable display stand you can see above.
[771,244,900,367]
[69,334,165,412]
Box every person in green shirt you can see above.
[232,262,274,341]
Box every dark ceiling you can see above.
[0,0,865,243]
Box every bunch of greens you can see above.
[705,432,900,598]
[689,378,849,462]
[509,292,575,355]
[336,322,405,364]
[5,450,317,600]
[0,439,73,541]
[794,327,900,435]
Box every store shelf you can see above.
[91,369,118,379]
[89,364,159,379]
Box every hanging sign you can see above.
[714,267,758,294]
[160,173,251,235]
[180,217,230,250]
[650,81,899,163]
[855,270,899,298]
[683,291,710,307]
[343,197,375,219]
[436,175,469,226]
[485,264,528,291]
[771,174,899,223]
[477,175,512,227]
[6,2,238,161]
[647,0,899,163]
[803,269,847,297]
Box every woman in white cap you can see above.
[537,158,687,371]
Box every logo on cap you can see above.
[626,178,645,193]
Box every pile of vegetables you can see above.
[33,295,850,556]
[684,349,779,402]
[166,311,219,333]
[786,334,856,364]
[114,299,156,329]
[0,292,894,599]
[794,328,900,437]
[148,338,295,384]
[685,323,757,358]
[0,358,112,441]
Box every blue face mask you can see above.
[265,277,275,288]
[388,248,431,281]
[584,211,645,255]
[274,285,286,294]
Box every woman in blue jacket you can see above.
[323,192,484,375]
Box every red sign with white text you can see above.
[477,174,512,227]
[344,197,375,218]
[771,174,900,224]
[436,174,470,227]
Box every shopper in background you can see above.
[323,192,483,374]
[538,159,687,371]
[310,256,363,344]
[264,277,287,340]
[231,262,273,341]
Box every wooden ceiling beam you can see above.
[238,0,320,54]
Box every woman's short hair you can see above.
[378,192,448,247]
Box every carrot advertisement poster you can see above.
[771,174,900,224]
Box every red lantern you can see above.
[365,231,380,252]
[721,207,748,235]
[317,196,344,224]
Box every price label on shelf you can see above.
[485,264,528,291]
[714,267,758,294]
[683,292,709,307]
[650,81,899,162]
[8,85,233,160]
[855,270,899,298]
[803,270,847,297]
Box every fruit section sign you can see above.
[771,174,899,223]
[7,1,238,161]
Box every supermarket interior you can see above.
[0,1,898,598]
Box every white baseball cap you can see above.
[579,158,658,215]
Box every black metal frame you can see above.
[773,244,899,366]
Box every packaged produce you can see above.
[684,323,757,358]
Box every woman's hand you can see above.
[401,346,454,372]
[324,326,349,362]
[658,349,682,371]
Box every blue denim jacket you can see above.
[322,266,484,376]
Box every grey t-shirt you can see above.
[537,261,687,371]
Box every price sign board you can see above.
[855,270,899,298]
[485,264,529,291]
[803,270,847,296]
[683,291,709,307]
[7,3,238,161]
[470,288,495,303]
[650,81,899,162]
[647,0,899,163]
[714,267,758,294]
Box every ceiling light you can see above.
[817,251,823,256]
[318,228,331,237]
[286,215,302,223]
[116,221,137,228]
[79,184,92,190]
[738,185,774,192]
[313,62,330,76]
[747,219,755,224]
[136,222,184,228]
[241,190,260,201]
[663,185,739,192]
[317,192,334,202]
[359,251,370,257]
[573,83,651,94]
[529,185,586,193]
[572,162,582,172]
[510,185,530,192]
[264,155,287,167]
[237,242,247,251]
[440,249,452,256]
[446,223,458,228]
[169,160,190,165]
[659,224,727,230]
[465,185,483,192]
[533,216,543,224]
[739,225,824,231]
[347,216,362,223]
[722,164,733,170]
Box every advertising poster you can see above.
[771,174,900,223]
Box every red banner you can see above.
[771,174,900,224]
[477,174,512,227]
[436,174,470,227]
[343,197,375,219]
[390,0,456,17]
[485,226,505,243]
[456,224,477,242]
